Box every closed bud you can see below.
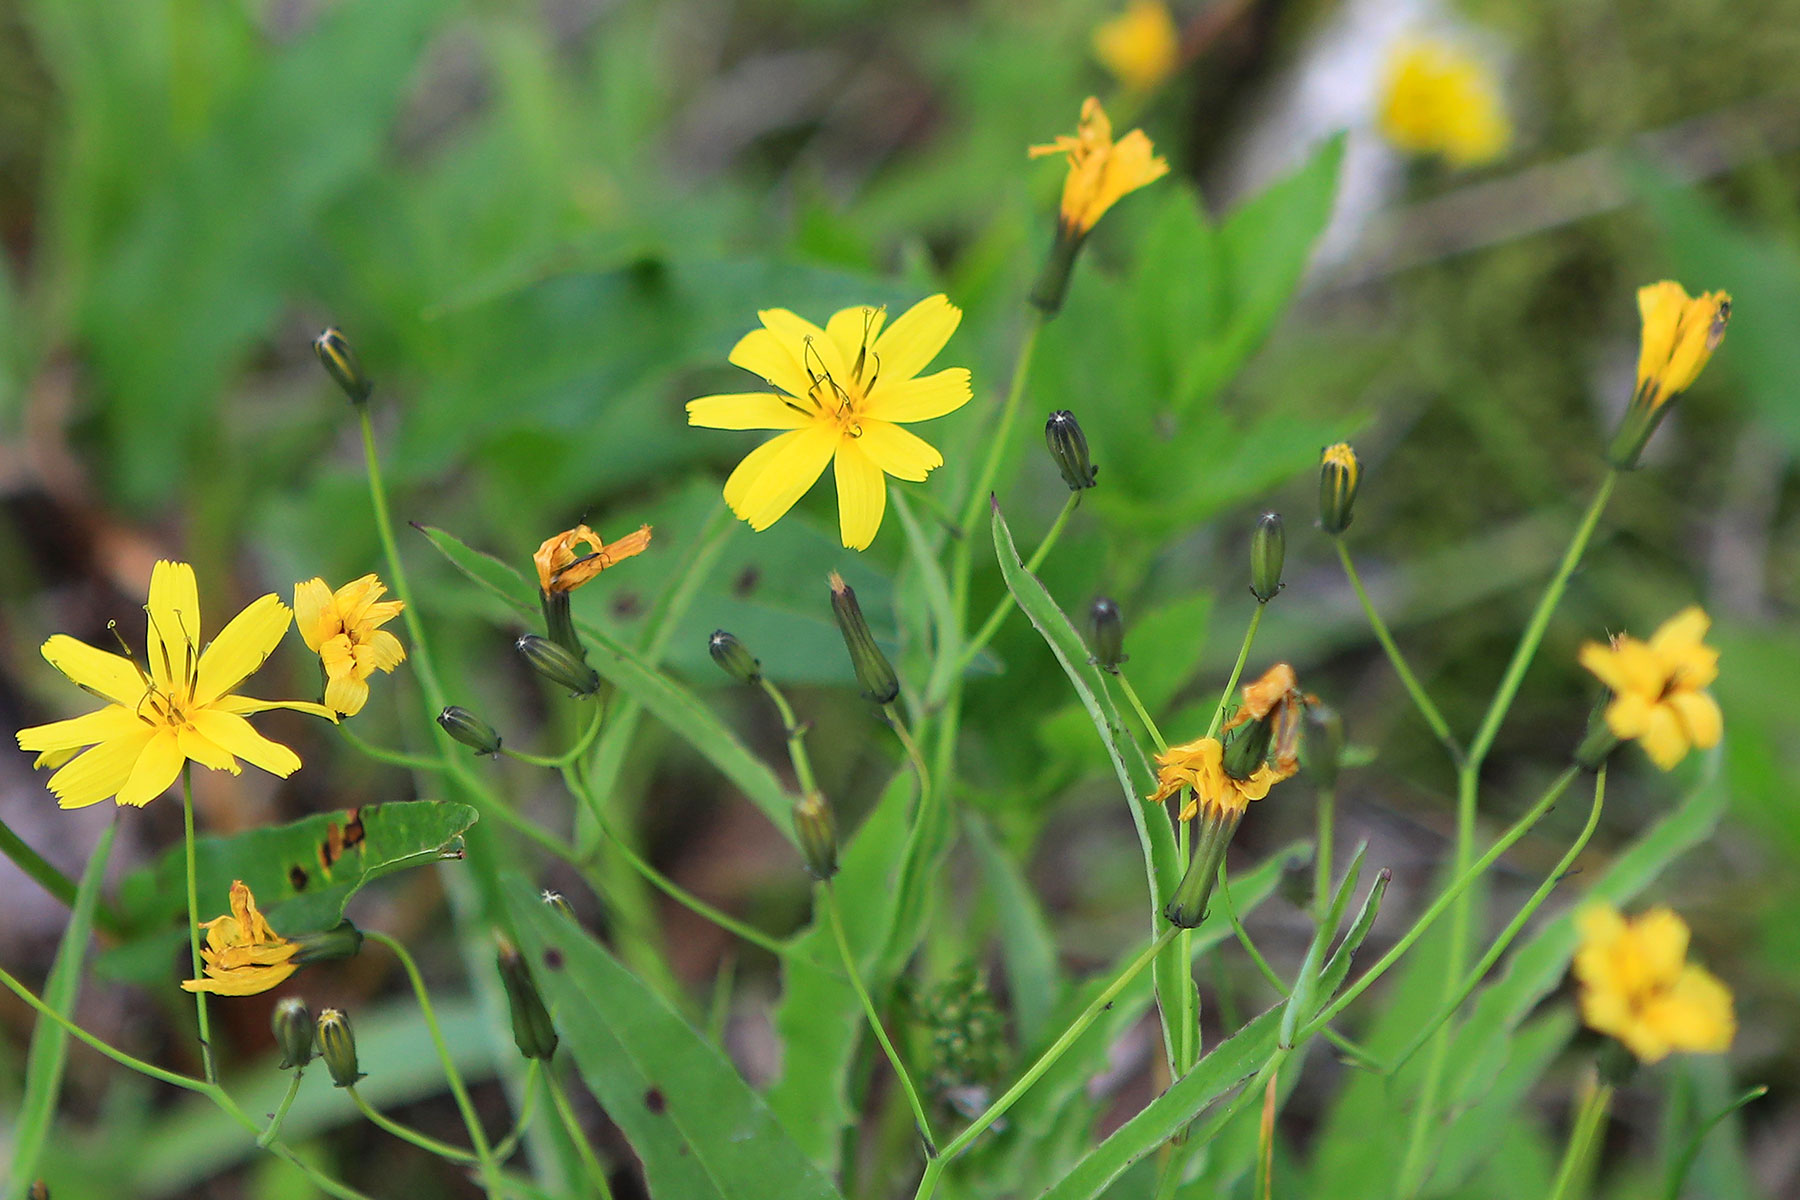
[1029,228,1085,317]
[516,633,600,698]
[709,630,761,684]
[1221,716,1274,781]
[1318,443,1361,536]
[828,573,899,704]
[313,328,372,406]
[315,1008,363,1088]
[1086,597,1126,672]
[1164,807,1243,928]
[793,791,839,880]
[272,997,314,1071]
[291,921,363,966]
[1302,704,1345,791]
[497,936,559,1060]
[1250,513,1285,603]
[438,706,502,756]
[1044,411,1098,491]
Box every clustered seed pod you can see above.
[1250,513,1285,603]
[438,706,503,756]
[793,791,839,881]
[497,936,559,1061]
[272,997,315,1071]
[1318,443,1360,536]
[315,1008,362,1088]
[828,573,899,704]
[1086,597,1125,672]
[313,327,372,406]
[516,633,600,697]
[708,630,761,684]
[1044,411,1098,491]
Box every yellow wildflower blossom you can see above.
[1573,904,1735,1063]
[1094,1,1181,93]
[1579,606,1721,771]
[534,523,653,593]
[1633,282,1730,414]
[16,561,334,809]
[181,880,300,996]
[1147,735,1291,821]
[1377,37,1510,168]
[294,575,407,718]
[687,295,972,550]
[1030,97,1170,237]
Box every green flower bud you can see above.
[313,327,372,406]
[541,890,578,922]
[1221,716,1274,781]
[1301,704,1345,791]
[793,790,839,880]
[1250,512,1285,603]
[828,573,899,704]
[1319,443,1360,536]
[516,633,600,698]
[438,706,502,756]
[497,936,559,1061]
[272,997,314,1071]
[1164,807,1243,929]
[290,921,363,967]
[1044,411,1098,491]
[708,630,761,684]
[1086,597,1126,672]
[315,1008,363,1088]
[1028,228,1084,317]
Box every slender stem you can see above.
[757,678,821,797]
[1547,1080,1614,1200]
[1114,671,1168,754]
[824,882,938,1156]
[0,963,207,1092]
[545,1067,615,1199]
[1314,786,1337,923]
[492,1060,542,1161]
[958,492,1079,668]
[367,930,502,1197]
[884,703,932,805]
[350,1086,481,1163]
[914,927,1179,1199]
[180,769,217,1084]
[505,704,605,769]
[359,408,450,712]
[338,724,444,771]
[1204,604,1266,741]
[1220,866,1287,997]
[955,316,1043,540]
[257,1073,304,1147]
[1333,541,1462,763]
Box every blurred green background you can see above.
[2,0,1798,1196]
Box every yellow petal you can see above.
[862,368,973,424]
[687,391,811,430]
[857,420,943,482]
[759,308,849,386]
[17,705,146,754]
[1602,691,1653,741]
[216,695,338,722]
[1636,702,1690,771]
[824,304,886,374]
[833,438,888,551]
[721,425,838,531]
[354,630,407,674]
[145,561,202,696]
[325,672,371,717]
[292,578,335,651]
[727,327,811,398]
[176,722,242,773]
[189,708,303,778]
[193,594,292,707]
[116,727,185,808]
[181,960,297,996]
[872,294,961,385]
[1668,689,1722,752]
[41,635,147,707]
[44,729,156,809]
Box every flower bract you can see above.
[294,574,407,718]
[181,880,300,997]
[1578,606,1722,771]
[1573,904,1735,1063]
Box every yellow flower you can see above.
[1147,735,1290,822]
[1030,97,1170,237]
[1634,282,1730,413]
[294,575,407,718]
[1573,904,1735,1063]
[534,523,653,593]
[687,295,972,550]
[1221,663,1313,775]
[181,880,299,997]
[1579,606,1722,771]
[1376,37,1511,168]
[16,561,335,809]
[1094,1,1181,93]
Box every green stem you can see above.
[0,964,207,1092]
[1547,1081,1614,1200]
[350,1085,482,1163]
[492,1060,542,1161]
[958,492,1079,669]
[884,703,933,804]
[1314,786,1337,923]
[1220,866,1287,998]
[257,1073,304,1147]
[0,818,125,934]
[545,1067,615,1199]
[955,316,1043,541]
[758,678,822,797]
[505,704,606,768]
[824,883,937,1156]
[180,768,216,1084]
[1332,541,1461,763]
[367,930,502,1198]
[359,408,450,713]
[1204,604,1266,741]
[913,927,1178,1199]
[338,724,445,771]
[1114,671,1167,754]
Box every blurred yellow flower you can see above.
[1147,735,1289,821]
[16,561,334,809]
[181,880,299,997]
[1030,97,1170,237]
[1094,1,1180,93]
[1634,282,1730,413]
[1573,904,1734,1063]
[294,574,407,718]
[1376,37,1510,168]
[687,295,972,550]
[534,523,653,593]
[1579,606,1721,771]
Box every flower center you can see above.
[798,313,883,438]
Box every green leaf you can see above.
[967,816,1063,1049]
[1432,1011,1572,1195]
[505,886,845,1200]
[7,820,117,1189]
[1282,847,1369,1047]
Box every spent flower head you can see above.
[181,881,300,997]
[1376,36,1510,168]
[1573,904,1735,1063]
[294,574,406,717]
[1579,606,1721,771]
[16,561,334,809]
[534,523,653,594]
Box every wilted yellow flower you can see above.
[1579,606,1721,771]
[181,880,299,997]
[1377,37,1510,168]
[1573,904,1735,1063]
[294,575,406,718]
[1094,1,1181,93]
[534,523,653,593]
[1147,735,1290,821]
[1633,282,1730,414]
[1030,97,1170,237]
[1221,663,1313,775]
[16,562,334,809]
[687,295,972,550]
